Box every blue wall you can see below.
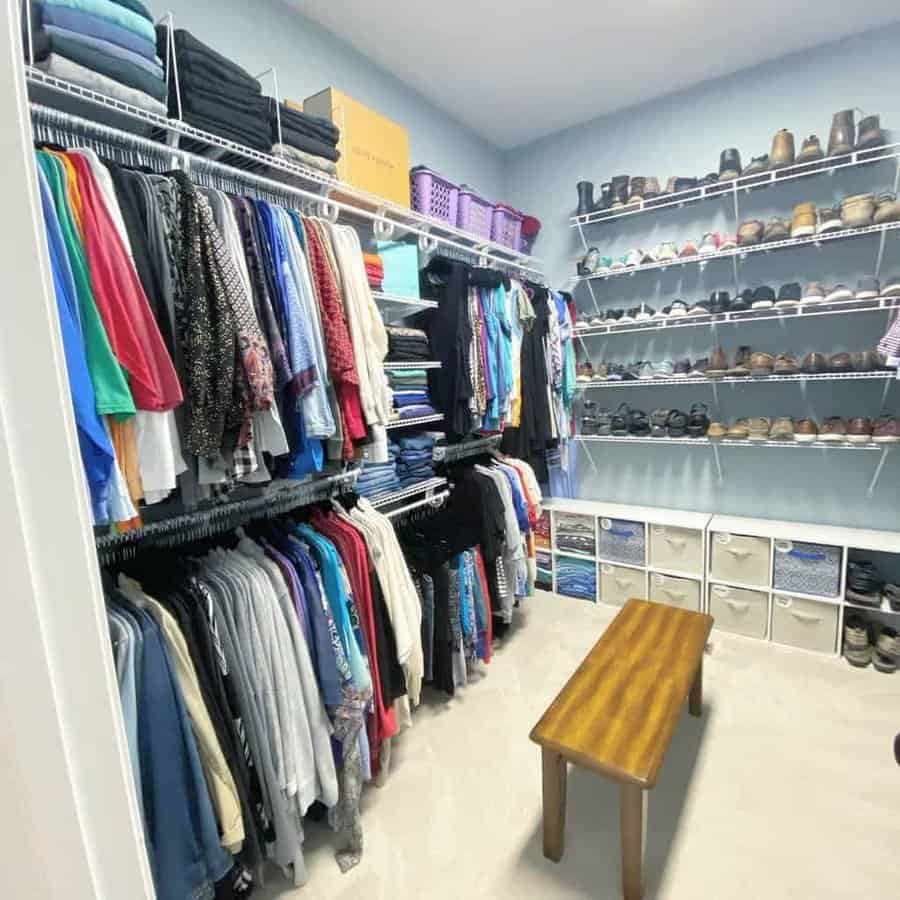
[505,24,900,529]
[162,0,505,199]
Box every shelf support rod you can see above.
[875,157,900,279]
[731,184,741,296]
[585,278,602,316]
[577,438,601,478]
[711,441,724,486]
[866,447,891,497]
[576,220,590,254]
[878,375,894,415]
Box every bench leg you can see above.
[620,783,646,900]
[689,657,703,717]
[541,748,567,862]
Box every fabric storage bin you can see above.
[648,524,704,575]
[598,517,645,565]
[556,555,596,601]
[599,563,645,608]
[772,540,841,598]
[554,512,595,556]
[771,595,838,654]
[710,532,770,587]
[649,572,701,611]
[536,550,553,590]
[708,584,769,639]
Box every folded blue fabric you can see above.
[109,0,153,22]
[395,433,435,451]
[37,2,157,60]
[398,404,438,419]
[42,0,156,45]
[44,23,162,77]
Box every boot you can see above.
[828,109,855,157]
[576,181,595,216]
[611,175,629,209]
[857,115,885,151]
[769,129,795,169]
[596,182,613,210]
[628,176,646,204]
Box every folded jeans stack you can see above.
[393,433,436,487]
[28,0,167,115]
[355,444,400,498]
[364,252,384,291]
[386,325,431,362]
[155,27,270,152]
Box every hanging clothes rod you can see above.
[432,435,502,463]
[95,471,358,564]
[384,490,450,521]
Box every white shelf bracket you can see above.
[418,234,438,254]
[866,446,892,497]
[373,219,395,240]
[316,199,339,222]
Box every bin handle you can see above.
[615,578,632,589]
[788,549,826,561]
[608,528,634,538]
[725,599,750,612]
[790,610,823,624]
[725,547,752,560]
[663,589,687,601]
[664,536,687,548]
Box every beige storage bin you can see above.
[771,595,838,654]
[709,583,769,639]
[649,572,701,611]
[710,532,770,587]
[599,563,646,608]
[648,524,704,575]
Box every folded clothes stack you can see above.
[356,444,400,498]
[27,0,167,115]
[155,27,269,152]
[393,433,436,488]
[268,98,340,176]
[386,325,431,362]
[364,252,384,290]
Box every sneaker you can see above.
[589,315,605,326]
[846,417,874,444]
[852,350,884,372]
[687,402,710,437]
[575,316,591,330]
[669,299,690,317]
[654,360,675,379]
[635,303,655,321]
[843,616,872,667]
[620,308,637,323]
[763,217,791,242]
[596,256,614,275]
[751,286,776,309]
[688,358,708,378]
[579,247,600,275]
[749,351,775,376]
[719,234,738,252]
[738,219,765,246]
[801,351,828,374]
[640,249,657,265]
[650,408,672,437]
[610,403,630,436]
[576,362,595,383]
[606,308,624,322]
[673,359,692,378]
[581,401,600,435]
[857,114,886,152]
[654,305,672,319]
[747,417,771,441]
[817,417,847,442]
[638,361,656,380]
[769,416,795,440]
[667,409,688,438]
[770,128,795,168]
[741,155,769,176]
[882,275,900,297]
[846,560,883,608]
[707,347,729,378]
[628,407,651,437]
[872,415,900,443]
[794,418,819,442]
[841,192,876,229]
[856,276,881,300]
[688,299,712,316]
[726,418,751,440]
[624,248,644,267]
[825,284,853,303]
[622,363,642,381]
[707,422,728,440]
[816,206,843,234]
[679,240,699,258]
[873,627,900,673]
[606,364,625,381]
[774,282,802,308]
[790,202,817,238]
[884,583,900,612]
[801,282,826,305]
[828,352,853,372]
[874,192,900,225]
[595,407,613,436]
[699,232,721,255]
[727,346,753,376]
[656,241,678,262]
[731,289,753,311]
[709,291,731,314]
[610,255,627,271]
[773,353,800,375]
[796,135,825,164]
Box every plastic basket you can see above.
[491,204,524,249]
[410,167,459,224]
[457,188,493,238]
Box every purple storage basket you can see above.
[457,188,493,238]
[410,167,459,224]
[491,204,524,249]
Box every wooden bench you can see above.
[529,598,713,900]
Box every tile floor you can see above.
[257,591,900,900]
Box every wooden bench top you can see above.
[530,599,713,788]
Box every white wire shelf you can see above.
[843,596,900,614]
[575,221,900,283]
[575,435,883,449]
[384,361,441,369]
[573,295,900,337]
[385,413,444,430]
[25,69,543,277]
[372,292,438,322]
[369,477,448,509]
[570,142,900,228]
[579,371,895,389]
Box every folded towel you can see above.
[33,2,157,61]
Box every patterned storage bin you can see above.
[536,550,553,590]
[773,540,841,597]
[554,512,595,556]
[556,555,596,601]
[597,517,645,565]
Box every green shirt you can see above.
[37,151,135,418]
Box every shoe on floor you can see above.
[843,616,872,667]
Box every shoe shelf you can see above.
[26,70,544,278]
[372,292,439,323]
[576,221,900,283]
[573,295,900,338]
[369,477,448,510]
[383,361,442,369]
[570,142,900,229]
[385,414,444,430]
[575,435,882,449]
[843,596,900,615]
[579,371,895,389]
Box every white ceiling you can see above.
[291,0,899,149]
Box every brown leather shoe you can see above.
[802,352,828,374]
[817,206,843,234]
[707,346,729,378]
[773,353,800,375]
[727,346,753,376]
[737,219,764,246]
[852,350,884,372]
[841,192,876,228]
[828,109,855,156]
[873,192,900,225]
[795,419,819,442]
[828,352,853,372]
[818,417,848,442]
[749,351,774,376]
[726,418,750,440]
[796,135,824,163]
[846,417,874,444]
[872,416,900,443]
[763,217,791,242]
[747,417,771,441]
[769,417,795,440]
[770,129,795,168]
[791,202,817,237]
[708,422,728,440]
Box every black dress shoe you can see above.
[674,176,698,192]
[709,291,731,314]
[576,181,595,216]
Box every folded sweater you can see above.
[32,1,157,60]
[43,0,156,44]
[266,98,339,145]
[43,24,163,78]
[161,27,261,94]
